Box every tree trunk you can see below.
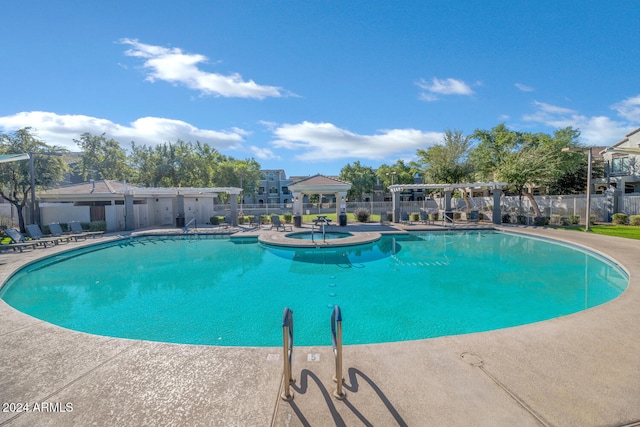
[461,189,471,211]
[524,191,542,217]
[15,203,26,233]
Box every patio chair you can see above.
[250,214,262,228]
[419,210,433,225]
[270,215,292,232]
[49,222,84,241]
[69,221,104,238]
[400,212,412,225]
[25,224,65,246]
[1,228,39,252]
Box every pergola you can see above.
[388,181,507,225]
[0,153,30,163]
[289,174,352,219]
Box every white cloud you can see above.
[119,38,291,99]
[611,94,640,122]
[250,145,279,160]
[271,121,442,161]
[522,101,634,145]
[0,111,247,150]
[515,83,534,92]
[416,77,474,101]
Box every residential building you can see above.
[252,169,293,205]
[602,126,640,193]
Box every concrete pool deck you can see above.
[1,223,639,426]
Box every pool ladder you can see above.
[311,220,328,243]
[280,306,345,401]
[183,217,197,233]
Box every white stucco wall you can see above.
[40,204,90,225]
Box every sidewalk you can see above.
[1,226,639,426]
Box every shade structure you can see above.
[0,153,30,163]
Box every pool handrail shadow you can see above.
[288,367,407,427]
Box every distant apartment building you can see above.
[248,169,293,205]
[245,170,346,205]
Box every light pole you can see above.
[562,147,593,232]
[386,171,396,186]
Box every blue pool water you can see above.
[0,231,628,347]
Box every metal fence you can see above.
[2,193,639,228]
[231,193,640,224]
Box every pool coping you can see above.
[258,230,381,247]
[1,223,639,426]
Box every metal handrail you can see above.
[331,305,346,400]
[183,217,197,233]
[443,211,454,227]
[281,307,295,401]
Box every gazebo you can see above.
[289,174,352,220]
[388,182,507,225]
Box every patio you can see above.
[1,224,639,426]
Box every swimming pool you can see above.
[0,231,628,347]
[286,231,353,240]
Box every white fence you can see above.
[2,193,640,230]
[234,193,640,224]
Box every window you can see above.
[611,156,629,175]
[269,186,278,194]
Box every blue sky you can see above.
[1,1,639,177]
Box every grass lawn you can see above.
[549,224,640,240]
[300,213,384,223]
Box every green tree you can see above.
[339,161,376,201]
[414,129,474,185]
[470,124,563,216]
[0,128,67,232]
[544,128,604,194]
[127,140,262,205]
[376,160,416,189]
[413,129,474,208]
[74,133,132,181]
[211,157,261,202]
[129,140,214,187]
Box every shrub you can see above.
[516,215,528,225]
[502,213,511,223]
[612,213,628,225]
[387,212,393,222]
[90,221,106,232]
[238,216,245,225]
[453,212,462,220]
[283,213,293,223]
[353,207,370,222]
[630,215,640,226]
[551,214,561,224]
[533,216,548,226]
[210,216,220,225]
[560,217,570,226]
[412,213,420,222]
[430,212,439,221]
[569,215,580,225]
